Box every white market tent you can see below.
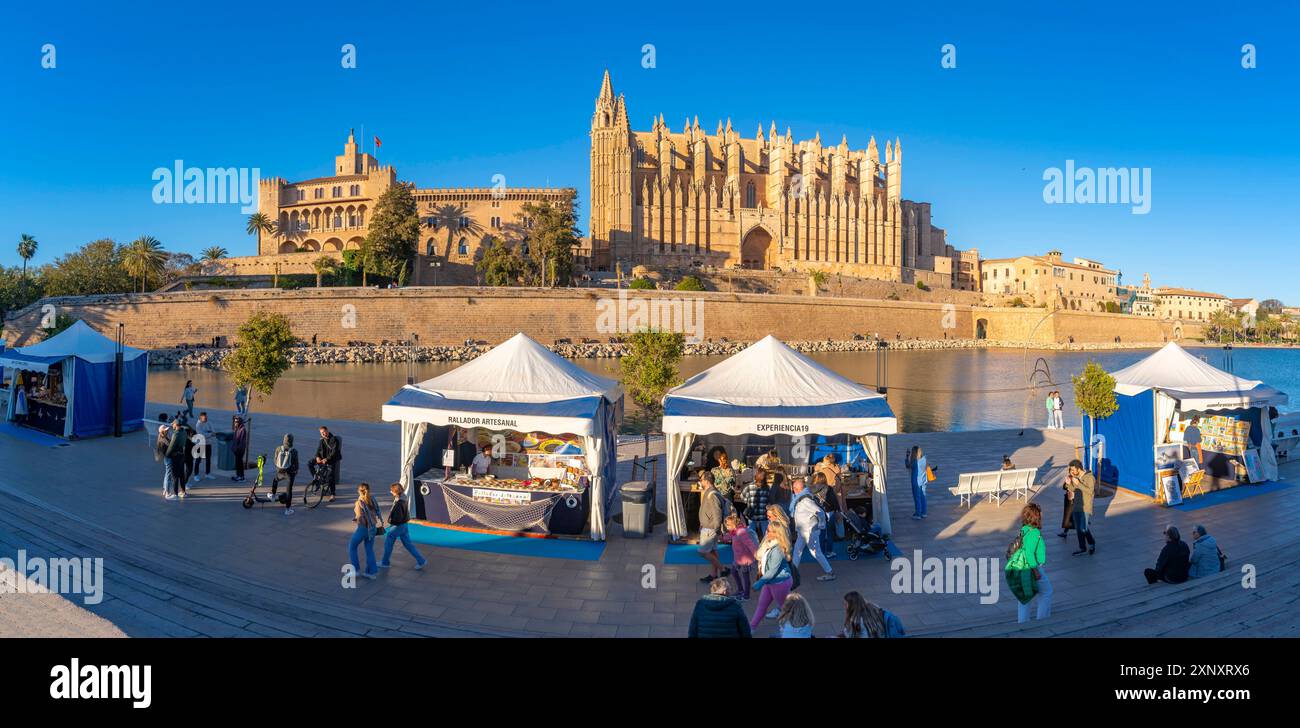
[1,321,149,438]
[1092,342,1288,495]
[381,333,624,539]
[661,335,898,539]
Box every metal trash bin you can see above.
[214,431,236,470]
[620,480,654,538]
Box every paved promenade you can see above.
[1,406,1296,637]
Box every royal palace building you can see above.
[588,71,979,289]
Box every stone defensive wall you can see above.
[2,287,1201,350]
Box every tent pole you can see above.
[113,323,124,438]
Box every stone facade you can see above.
[5,288,1200,351]
[588,71,977,288]
[247,131,577,286]
[981,250,1121,311]
[1155,287,1231,322]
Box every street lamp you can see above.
[429,258,442,286]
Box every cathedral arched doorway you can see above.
[740,227,772,270]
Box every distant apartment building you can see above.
[1116,273,1158,316]
[980,250,1120,311]
[1154,287,1230,322]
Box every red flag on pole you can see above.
[374,136,382,149]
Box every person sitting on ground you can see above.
[1002,455,1016,471]
[1145,525,1191,585]
[776,592,815,638]
[696,470,730,585]
[687,577,751,639]
[841,591,907,638]
[724,513,758,601]
[1188,524,1221,579]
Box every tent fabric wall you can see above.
[1093,389,1156,496]
[69,356,148,438]
[665,433,695,539]
[858,434,891,537]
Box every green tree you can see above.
[363,182,420,286]
[0,265,43,319]
[201,246,229,262]
[246,212,275,251]
[312,256,338,287]
[620,329,684,430]
[122,236,168,292]
[808,269,827,295]
[1072,360,1119,473]
[17,234,38,290]
[476,239,525,286]
[39,239,133,297]
[520,194,581,287]
[674,275,706,291]
[1207,308,1242,342]
[629,277,655,290]
[223,311,295,448]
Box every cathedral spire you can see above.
[598,69,614,103]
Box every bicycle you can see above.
[302,462,334,509]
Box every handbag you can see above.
[1217,545,1227,572]
[925,466,936,483]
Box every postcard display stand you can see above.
[417,429,591,535]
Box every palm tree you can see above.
[17,234,37,292]
[201,246,229,262]
[246,212,274,251]
[312,256,338,287]
[122,236,167,293]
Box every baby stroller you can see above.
[241,455,287,509]
[843,505,890,560]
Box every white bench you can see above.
[949,468,1037,508]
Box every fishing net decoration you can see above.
[441,483,560,533]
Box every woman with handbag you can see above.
[1006,503,1052,624]
[905,446,933,520]
[348,482,382,580]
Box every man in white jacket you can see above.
[790,479,836,582]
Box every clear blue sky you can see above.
[2,1,1297,302]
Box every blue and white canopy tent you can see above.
[661,335,898,539]
[381,333,624,540]
[0,321,148,438]
[1090,342,1288,498]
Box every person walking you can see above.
[1188,524,1222,578]
[1006,503,1052,624]
[181,380,197,419]
[687,578,751,638]
[348,483,381,580]
[164,417,188,500]
[312,426,343,501]
[1053,391,1066,429]
[1144,526,1191,584]
[193,412,216,481]
[790,479,836,582]
[269,433,299,515]
[234,384,248,416]
[1065,460,1096,556]
[231,416,248,482]
[749,508,794,630]
[380,483,427,570]
[696,471,730,585]
[724,514,757,600]
[905,445,930,520]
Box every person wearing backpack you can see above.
[163,417,189,500]
[696,471,731,585]
[791,478,836,582]
[269,433,299,515]
[1005,502,1051,624]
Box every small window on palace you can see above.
[457,238,468,256]
[332,186,342,198]
[314,188,324,199]
[459,216,470,229]
[333,214,343,228]
[350,184,360,196]
[745,182,756,208]
[491,216,501,229]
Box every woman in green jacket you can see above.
[1006,502,1053,624]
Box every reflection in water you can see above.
[148,346,1300,434]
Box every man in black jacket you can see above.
[1145,525,1191,584]
[164,417,189,500]
[311,426,342,501]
